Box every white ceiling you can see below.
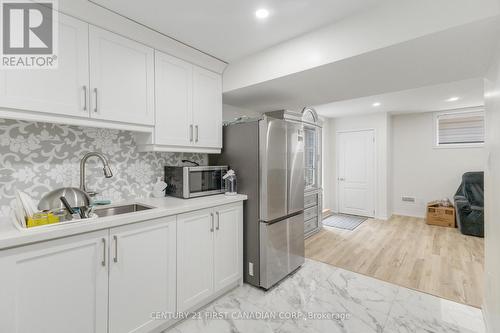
[89,0,378,62]
[314,78,484,118]
[222,17,500,112]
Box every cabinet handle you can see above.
[113,235,118,263]
[210,213,214,232]
[195,125,199,142]
[216,211,220,230]
[93,88,98,113]
[101,238,106,267]
[83,86,87,111]
[189,124,193,142]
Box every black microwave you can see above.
[164,166,228,199]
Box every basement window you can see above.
[435,109,485,148]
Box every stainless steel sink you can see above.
[94,204,153,218]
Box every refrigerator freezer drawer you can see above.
[259,219,288,289]
[259,213,305,289]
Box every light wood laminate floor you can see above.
[305,215,484,308]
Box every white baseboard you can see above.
[482,300,500,333]
[392,211,426,219]
[483,302,490,333]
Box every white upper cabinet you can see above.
[150,50,222,152]
[0,230,109,333]
[192,67,223,148]
[89,26,155,126]
[155,51,193,146]
[0,13,89,117]
[0,13,223,141]
[108,217,176,333]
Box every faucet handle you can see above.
[86,190,99,197]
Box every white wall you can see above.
[223,0,499,92]
[391,112,485,217]
[222,104,261,122]
[321,117,332,211]
[324,112,391,220]
[483,39,500,332]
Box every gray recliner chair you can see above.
[454,172,484,237]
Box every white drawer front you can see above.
[304,193,318,208]
[304,206,318,221]
[304,217,319,234]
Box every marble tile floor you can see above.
[166,259,484,333]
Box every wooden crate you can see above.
[426,201,456,227]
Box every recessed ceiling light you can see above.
[372,102,381,107]
[446,96,460,102]
[255,8,270,19]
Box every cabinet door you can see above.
[155,51,193,146]
[192,67,222,148]
[108,217,176,333]
[214,203,243,292]
[177,208,214,311]
[0,13,89,117]
[0,230,108,333]
[89,26,154,125]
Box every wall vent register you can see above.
[402,196,416,203]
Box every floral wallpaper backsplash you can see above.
[0,119,207,220]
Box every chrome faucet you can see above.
[80,152,113,197]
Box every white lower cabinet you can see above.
[0,202,243,333]
[176,208,215,311]
[177,203,243,312]
[108,216,176,333]
[214,205,243,292]
[0,230,109,333]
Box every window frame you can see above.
[433,107,485,149]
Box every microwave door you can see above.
[187,168,224,198]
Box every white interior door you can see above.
[337,130,375,217]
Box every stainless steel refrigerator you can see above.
[210,111,305,289]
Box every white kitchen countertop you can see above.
[0,194,247,250]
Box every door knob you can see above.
[339,177,345,181]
